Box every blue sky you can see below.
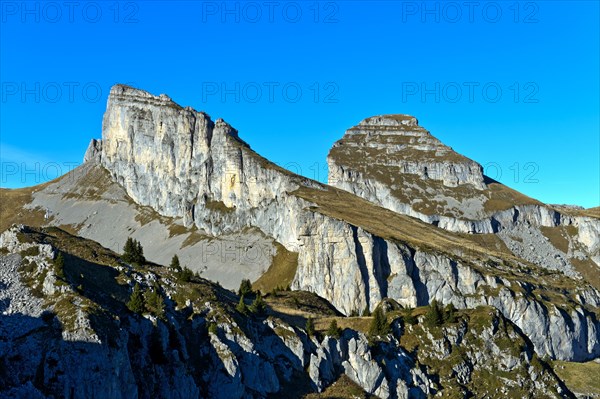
[1,1,598,207]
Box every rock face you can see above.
[0,226,572,399]
[328,114,566,232]
[79,85,600,362]
[329,115,486,189]
[327,114,600,271]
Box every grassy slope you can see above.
[328,126,543,217]
[552,360,600,397]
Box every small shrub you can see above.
[326,319,342,339]
[20,246,40,257]
[444,303,457,323]
[362,305,372,317]
[53,252,66,280]
[403,308,418,325]
[208,322,218,335]
[349,309,359,317]
[305,317,315,337]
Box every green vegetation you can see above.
[424,299,444,327]
[361,305,371,317]
[368,307,390,340]
[53,252,66,280]
[236,295,248,314]
[144,282,165,319]
[20,246,40,257]
[252,243,298,294]
[303,374,377,399]
[249,293,267,315]
[169,254,181,271]
[326,319,342,339]
[127,283,145,313]
[176,266,195,283]
[305,317,315,337]
[238,278,253,296]
[122,237,145,265]
[552,360,600,396]
[208,322,219,335]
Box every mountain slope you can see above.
[0,225,573,398]
[2,84,599,364]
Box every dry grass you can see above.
[0,183,54,232]
[540,226,577,254]
[552,360,600,396]
[304,374,379,399]
[571,257,600,292]
[252,243,298,293]
[292,184,514,264]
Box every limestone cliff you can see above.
[75,85,599,362]
[0,226,573,398]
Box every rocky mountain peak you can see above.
[329,114,486,191]
[108,84,179,109]
[357,114,419,128]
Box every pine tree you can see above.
[249,293,266,315]
[177,267,194,283]
[425,299,444,327]
[305,317,315,337]
[145,282,165,319]
[368,307,390,339]
[170,254,181,271]
[238,279,253,296]
[127,283,145,314]
[135,240,145,264]
[123,237,136,263]
[123,238,145,265]
[326,319,342,339]
[236,295,248,314]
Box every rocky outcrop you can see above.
[83,138,102,163]
[327,114,578,233]
[329,115,486,189]
[0,226,573,398]
[83,85,600,362]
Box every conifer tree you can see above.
[127,283,145,314]
[326,319,342,339]
[425,299,444,327]
[170,254,181,271]
[236,295,248,314]
[249,293,266,315]
[238,279,253,296]
[368,307,390,339]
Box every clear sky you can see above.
[1,1,598,208]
